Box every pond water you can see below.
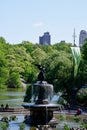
[56,121,81,130]
[0,115,30,130]
[0,89,81,130]
[0,89,25,108]
[0,115,81,130]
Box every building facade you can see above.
[39,32,51,45]
[79,30,87,46]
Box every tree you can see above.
[0,37,6,44]
[24,64,37,83]
[0,68,9,88]
[0,50,9,88]
[20,41,35,53]
[31,47,47,64]
[53,42,72,53]
[7,72,21,88]
[81,41,87,60]
[44,51,73,101]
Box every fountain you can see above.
[22,65,62,128]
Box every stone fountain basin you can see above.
[22,103,61,111]
[22,103,61,126]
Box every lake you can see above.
[0,89,26,108]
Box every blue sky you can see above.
[0,0,87,45]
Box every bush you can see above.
[59,114,66,121]
[64,124,70,130]
[9,115,17,121]
[1,116,8,123]
[81,118,87,129]
[82,124,87,129]
[73,116,80,122]
[83,118,87,124]
[0,122,8,130]
[19,123,26,130]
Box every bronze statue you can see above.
[35,64,45,81]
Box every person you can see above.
[75,108,82,116]
[67,103,71,112]
[5,104,9,110]
[1,104,4,111]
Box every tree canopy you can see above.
[1,37,87,106]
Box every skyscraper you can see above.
[39,32,51,45]
[79,30,87,46]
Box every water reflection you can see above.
[0,89,25,108]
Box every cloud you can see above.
[33,22,44,27]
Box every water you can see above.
[0,89,25,108]
[56,121,81,130]
[0,115,81,130]
[8,117,30,130]
[0,115,30,130]
[51,95,60,104]
[0,89,82,129]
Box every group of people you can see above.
[0,104,9,111]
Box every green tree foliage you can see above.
[24,64,37,83]
[44,51,73,100]
[0,50,9,88]
[20,41,35,53]
[81,41,87,60]
[31,47,47,64]
[53,42,72,53]
[40,45,58,54]
[75,41,87,89]
[76,88,87,107]
[7,72,21,88]
[1,37,87,106]
[0,67,9,88]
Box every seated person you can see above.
[75,108,82,116]
[1,104,4,111]
[5,104,9,109]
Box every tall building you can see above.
[39,32,51,45]
[79,30,87,46]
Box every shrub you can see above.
[19,123,26,130]
[1,116,8,123]
[0,122,8,130]
[59,114,66,121]
[9,115,17,121]
[82,124,87,129]
[81,118,87,129]
[83,118,87,124]
[64,124,70,130]
[73,116,80,122]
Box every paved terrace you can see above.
[0,108,87,116]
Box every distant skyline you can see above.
[0,0,87,46]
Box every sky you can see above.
[0,0,87,46]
